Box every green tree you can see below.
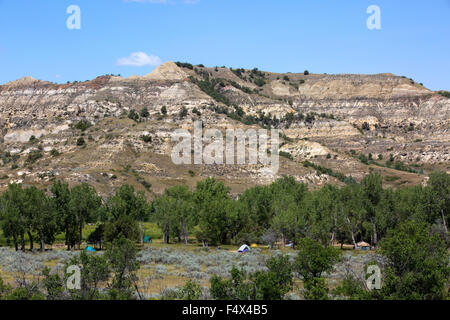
[25,186,58,251]
[307,185,340,246]
[104,214,139,242]
[249,255,293,300]
[51,181,77,250]
[0,184,27,251]
[76,137,86,146]
[152,186,194,244]
[166,186,195,244]
[69,183,102,250]
[294,238,341,299]
[193,178,232,246]
[270,194,300,246]
[104,184,150,244]
[238,185,273,237]
[87,223,105,250]
[337,184,366,248]
[42,267,66,300]
[66,251,110,300]
[152,194,178,244]
[428,171,449,233]
[361,172,383,246]
[106,237,141,299]
[379,221,449,300]
[268,176,309,245]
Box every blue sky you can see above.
[0,0,449,90]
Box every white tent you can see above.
[238,244,250,253]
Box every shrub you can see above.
[179,106,188,119]
[436,90,450,98]
[128,109,140,122]
[140,107,149,118]
[141,135,152,143]
[74,120,92,132]
[358,154,369,165]
[189,76,230,106]
[294,238,341,300]
[76,137,86,146]
[279,151,293,160]
[254,78,266,87]
[175,62,194,70]
[362,122,370,131]
[210,255,293,300]
[26,150,43,164]
[50,149,61,157]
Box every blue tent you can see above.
[143,236,152,243]
[85,246,96,252]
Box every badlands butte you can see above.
[0,61,449,198]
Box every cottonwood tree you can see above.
[0,184,27,251]
[69,183,102,250]
[26,186,58,251]
[151,187,195,245]
[428,171,449,233]
[238,185,273,237]
[361,172,383,247]
[152,194,178,244]
[104,184,150,244]
[337,185,366,248]
[193,178,233,246]
[51,181,78,250]
[0,184,25,251]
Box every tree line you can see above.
[0,182,149,251]
[152,171,449,249]
[0,171,449,251]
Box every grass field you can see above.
[0,220,380,299]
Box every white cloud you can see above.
[117,52,162,67]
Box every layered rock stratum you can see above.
[0,62,448,196]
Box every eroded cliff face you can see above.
[0,62,448,195]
